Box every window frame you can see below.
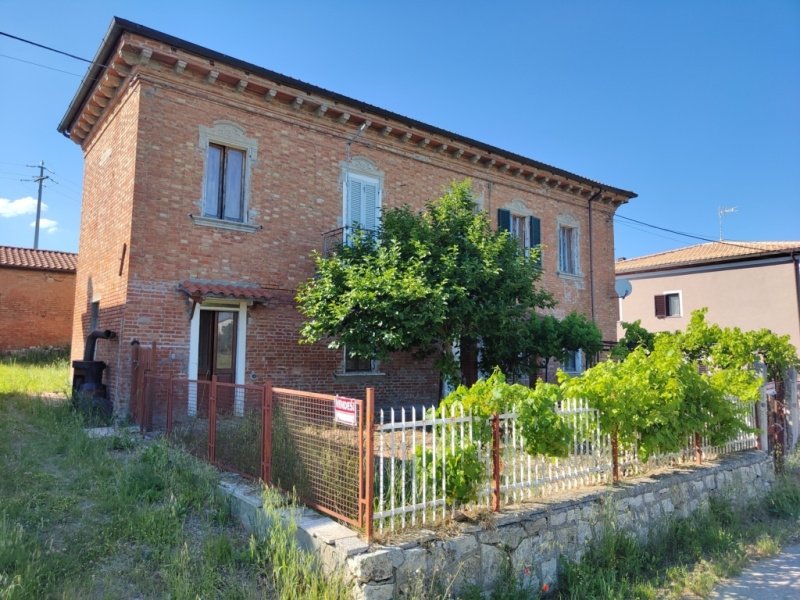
[557,216,581,276]
[340,157,384,243]
[563,350,583,374]
[497,204,542,263]
[196,121,258,233]
[204,143,246,222]
[340,346,381,376]
[655,291,682,318]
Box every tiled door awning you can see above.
[179,280,273,304]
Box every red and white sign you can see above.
[334,396,358,426]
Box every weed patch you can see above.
[558,473,800,599]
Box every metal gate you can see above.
[130,343,155,428]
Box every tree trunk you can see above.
[460,336,479,386]
[528,354,541,388]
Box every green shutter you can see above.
[530,216,542,266]
[529,217,541,246]
[497,209,511,232]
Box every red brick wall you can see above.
[0,267,75,351]
[74,33,624,413]
[70,80,140,400]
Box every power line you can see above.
[613,214,774,253]
[0,52,82,76]
[0,30,97,65]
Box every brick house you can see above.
[0,245,77,352]
[58,18,636,414]
[616,241,800,352]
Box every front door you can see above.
[198,310,237,383]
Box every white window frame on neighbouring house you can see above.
[341,157,383,242]
[196,121,259,232]
[557,215,580,276]
[655,290,682,318]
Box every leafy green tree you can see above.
[296,180,554,385]
[481,311,602,384]
[610,319,655,361]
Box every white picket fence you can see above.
[373,398,758,533]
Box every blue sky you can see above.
[0,1,797,258]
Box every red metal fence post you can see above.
[611,430,620,483]
[208,375,217,463]
[261,381,273,484]
[491,413,501,512]
[166,375,174,435]
[363,387,375,542]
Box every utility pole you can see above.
[25,161,53,249]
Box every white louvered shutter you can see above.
[347,177,363,229]
[363,181,378,231]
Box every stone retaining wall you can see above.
[222,450,774,599]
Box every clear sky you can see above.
[0,1,797,258]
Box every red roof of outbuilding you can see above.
[0,245,77,272]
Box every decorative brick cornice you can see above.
[60,20,636,206]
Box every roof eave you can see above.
[58,17,638,200]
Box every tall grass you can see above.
[249,488,352,600]
[558,474,800,599]
[0,389,264,599]
[0,346,70,396]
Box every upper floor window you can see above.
[655,292,682,318]
[204,144,245,221]
[558,223,579,275]
[197,121,258,231]
[345,172,380,231]
[341,157,383,242]
[497,207,541,262]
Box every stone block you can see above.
[498,524,526,550]
[349,548,402,583]
[480,544,505,590]
[523,516,547,535]
[394,547,427,589]
[354,582,395,600]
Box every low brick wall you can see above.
[222,450,774,599]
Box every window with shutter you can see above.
[654,294,668,318]
[345,172,380,240]
[498,209,541,262]
[654,292,681,318]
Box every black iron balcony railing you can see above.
[321,226,380,257]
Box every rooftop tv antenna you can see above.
[718,205,737,241]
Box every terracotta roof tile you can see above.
[0,245,77,272]
[616,241,800,274]
[179,280,273,303]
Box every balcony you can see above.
[321,226,380,257]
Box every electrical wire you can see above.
[0,52,81,76]
[0,31,97,65]
[613,214,773,252]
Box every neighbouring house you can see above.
[0,245,77,352]
[616,241,800,351]
[58,18,636,415]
